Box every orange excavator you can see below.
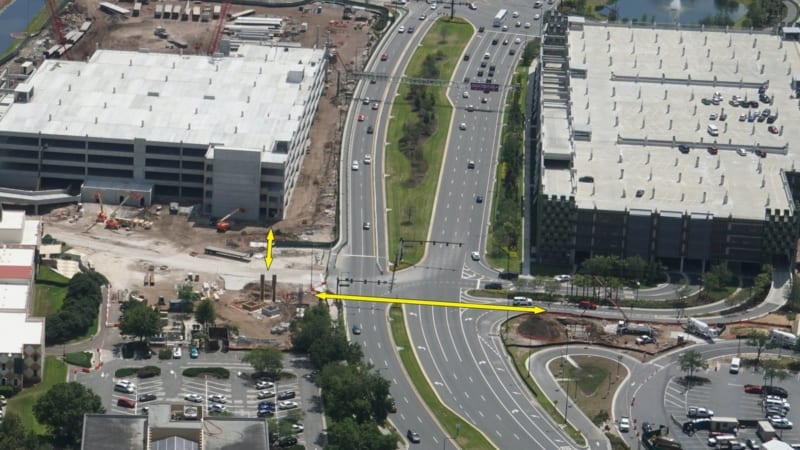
[216,208,245,232]
[105,193,142,230]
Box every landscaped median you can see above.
[388,305,495,449]
[385,18,473,267]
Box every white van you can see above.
[483,52,491,60]
[707,124,719,136]
[729,357,740,374]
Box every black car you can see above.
[484,282,503,290]
[480,61,487,68]
[276,436,298,447]
[678,144,690,154]
[478,26,485,32]
[138,393,157,402]
[407,429,421,444]
[366,125,374,134]
[491,39,498,45]
[764,385,788,398]
[701,98,712,105]
[477,70,484,77]
[277,390,296,400]
[352,324,362,335]
[476,195,483,203]
[498,271,519,280]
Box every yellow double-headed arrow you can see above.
[315,291,546,314]
[265,229,275,270]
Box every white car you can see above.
[462,91,469,99]
[255,381,274,390]
[257,390,275,399]
[459,123,467,130]
[468,2,476,9]
[173,347,182,359]
[364,154,371,165]
[279,401,299,410]
[512,10,519,18]
[534,13,541,20]
[554,274,572,282]
[292,423,304,433]
[372,102,379,110]
[619,417,630,432]
[352,160,359,170]
[514,37,521,44]
[524,22,531,28]
[209,394,227,404]
[398,26,405,33]
[184,393,203,403]
[502,25,508,31]
[769,416,793,429]
[430,3,437,9]
[470,251,480,261]
[737,148,747,156]
[419,14,426,20]
[208,403,226,413]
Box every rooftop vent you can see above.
[203,95,215,100]
[147,91,160,97]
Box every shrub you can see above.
[137,366,161,378]
[158,349,172,360]
[0,386,17,399]
[64,351,92,368]
[115,368,137,378]
[183,367,230,379]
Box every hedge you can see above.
[183,367,230,379]
[64,352,92,368]
[114,366,162,379]
[158,349,172,360]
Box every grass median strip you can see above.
[388,305,495,449]
[385,18,473,267]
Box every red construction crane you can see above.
[207,0,232,55]
[45,0,66,45]
[216,208,245,232]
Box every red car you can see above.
[768,126,779,134]
[707,146,718,155]
[117,397,136,408]
[755,149,767,158]
[744,384,763,394]
[578,300,598,310]
[357,114,365,122]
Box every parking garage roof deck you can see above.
[541,23,800,219]
[0,45,326,164]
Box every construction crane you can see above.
[216,208,244,232]
[105,193,142,229]
[94,192,106,223]
[45,0,66,46]
[207,0,232,55]
[592,275,629,324]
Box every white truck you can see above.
[686,317,717,339]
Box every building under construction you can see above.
[0,43,327,222]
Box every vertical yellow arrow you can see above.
[265,229,274,270]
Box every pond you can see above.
[604,0,746,25]
[0,0,46,55]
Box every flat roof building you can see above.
[531,15,800,269]
[0,43,328,222]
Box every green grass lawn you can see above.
[6,356,67,434]
[389,305,495,449]
[33,266,69,317]
[386,18,473,267]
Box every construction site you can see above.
[0,0,389,341]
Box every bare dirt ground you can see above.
[5,1,377,243]
[1,2,381,340]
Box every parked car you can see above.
[764,386,788,398]
[117,398,136,408]
[687,406,714,418]
[678,144,690,154]
[277,390,296,400]
[276,436,298,447]
[209,394,227,404]
[173,347,182,359]
[208,403,226,413]
[190,347,199,359]
[257,390,275,399]
[114,382,135,394]
[707,146,718,155]
[138,393,157,402]
[278,401,298,410]
[255,381,274,390]
[769,416,793,429]
[744,384,763,394]
[636,335,654,345]
[184,394,203,403]
[258,401,276,410]
[292,423,305,433]
[554,274,572,282]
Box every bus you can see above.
[493,9,507,27]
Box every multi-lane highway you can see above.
[334,1,586,448]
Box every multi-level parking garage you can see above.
[530,13,800,270]
[0,44,326,221]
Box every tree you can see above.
[544,279,561,299]
[677,350,708,380]
[119,301,161,342]
[747,330,770,365]
[319,363,392,424]
[762,359,789,387]
[326,417,398,450]
[0,412,43,450]
[242,347,283,379]
[703,263,733,292]
[194,298,216,328]
[291,303,332,354]
[177,284,198,301]
[784,274,800,312]
[33,382,104,447]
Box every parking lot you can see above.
[663,358,800,449]
[76,351,320,447]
